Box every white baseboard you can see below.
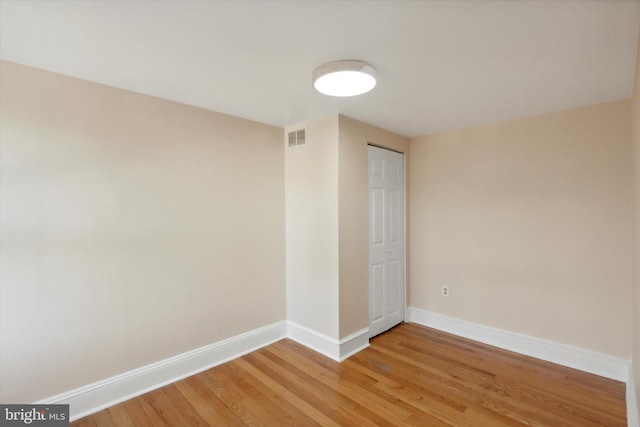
[286,321,369,361]
[33,309,633,425]
[629,364,639,427]
[287,321,341,361]
[407,307,630,382]
[37,321,288,422]
[338,327,370,361]
[37,320,369,422]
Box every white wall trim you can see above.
[407,307,630,382]
[628,364,639,427]
[287,321,341,361]
[37,320,371,422]
[32,311,634,425]
[339,327,370,361]
[36,321,288,422]
[286,322,370,362]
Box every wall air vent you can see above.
[287,127,307,148]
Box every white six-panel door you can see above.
[369,145,405,338]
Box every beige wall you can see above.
[285,115,410,341]
[338,116,409,338]
[285,117,340,338]
[409,100,632,358]
[0,61,286,403]
[631,28,640,417]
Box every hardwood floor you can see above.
[72,323,627,426]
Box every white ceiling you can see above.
[1,0,639,138]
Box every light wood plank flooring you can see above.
[72,323,627,426]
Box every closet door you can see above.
[368,145,405,337]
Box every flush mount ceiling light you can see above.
[312,60,377,97]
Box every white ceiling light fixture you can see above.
[312,60,377,97]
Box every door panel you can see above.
[369,145,405,338]
[371,188,384,245]
[371,262,384,323]
[389,189,400,243]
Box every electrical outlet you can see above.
[441,285,450,297]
